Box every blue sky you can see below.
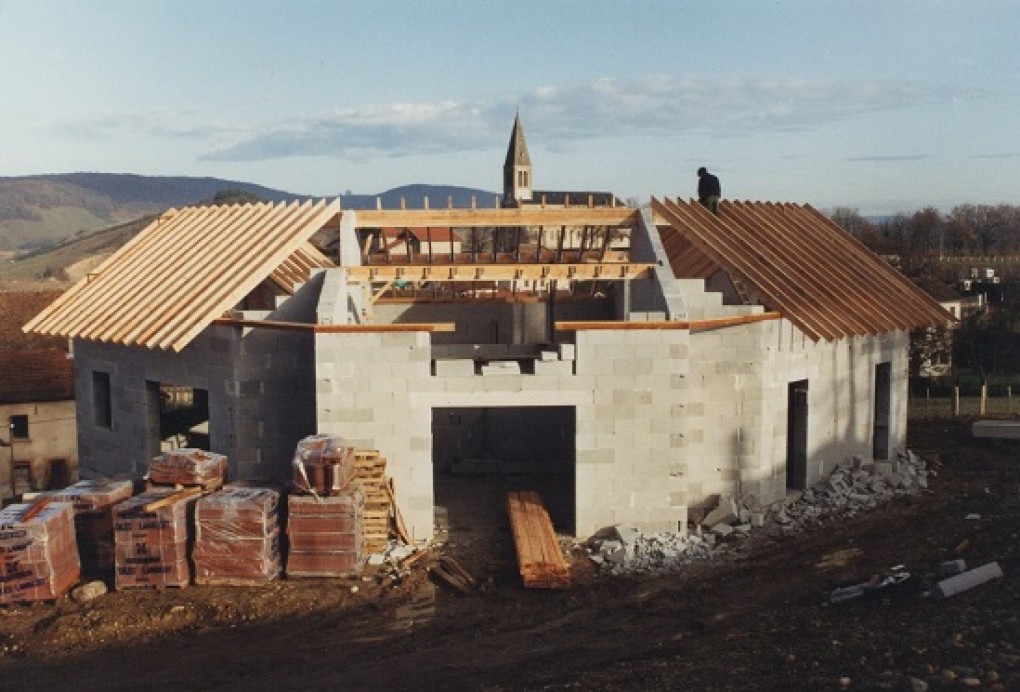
[1,1,1016,215]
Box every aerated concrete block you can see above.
[435,359,476,376]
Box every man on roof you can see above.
[697,167,721,214]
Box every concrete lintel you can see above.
[411,390,593,408]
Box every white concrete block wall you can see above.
[573,328,690,534]
[315,331,435,540]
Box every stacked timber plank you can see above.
[507,491,571,589]
[353,450,392,553]
[148,448,228,489]
[51,479,134,575]
[193,486,282,585]
[0,501,81,604]
[113,487,200,589]
[292,435,356,496]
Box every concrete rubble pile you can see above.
[585,450,931,576]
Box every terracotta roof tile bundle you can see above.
[0,502,81,604]
[286,487,365,577]
[292,434,356,497]
[193,486,281,585]
[112,488,198,589]
[51,479,134,575]
[148,448,228,488]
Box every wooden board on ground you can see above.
[506,490,571,589]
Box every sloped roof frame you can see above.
[653,197,952,342]
[25,199,339,352]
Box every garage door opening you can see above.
[433,406,575,572]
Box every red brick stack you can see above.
[193,486,281,585]
[287,433,365,577]
[0,501,80,604]
[148,449,228,489]
[286,489,365,577]
[292,434,356,496]
[51,479,134,575]
[112,487,197,589]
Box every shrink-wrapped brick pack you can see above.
[112,487,196,589]
[193,485,281,585]
[52,479,134,574]
[286,486,365,577]
[148,448,228,488]
[292,434,356,496]
[0,502,80,604]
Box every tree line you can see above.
[830,204,1020,281]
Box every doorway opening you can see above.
[786,379,809,490]
[432,406,575,575]
[146,381,210,458]
[873,362,892,460]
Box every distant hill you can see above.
[0,174,496,283]
[0,173,496,253]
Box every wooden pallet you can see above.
[506,491,571,589]
[354,450,393,551]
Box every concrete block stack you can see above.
[51,479,134,575]
[112,487,198,589]
[148,449,228,489]
[0,501,80,604]
[287,487,366,577]
[193,486,282,585]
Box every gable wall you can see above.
[73,322,317,482]
[685,319,910,511]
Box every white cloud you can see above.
[59,76,972,164]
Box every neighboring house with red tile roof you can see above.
[0,290,76,498]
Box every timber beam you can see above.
[351,207,639,229]
[346,263,655,283]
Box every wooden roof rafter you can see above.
[654,197,841,341]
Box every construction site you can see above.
[1,119,1016,690]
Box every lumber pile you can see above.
[112,487,200,589]
[148,448,228,489]
[0,500,80,604]
[286,489,366,577]
[292,434,356,496]
[354,450,392,553]
[507,491,571,589]
[193,486,281,585]
[51,479,134,575]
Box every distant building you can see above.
[0,290,76,498]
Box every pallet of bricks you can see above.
[112,487,201,589]
[287,434,366,577]
[113,449,228,590]
[51,479,134,576]
[0,500,80,604]
[193,484,282,586]
[147,448,228,490]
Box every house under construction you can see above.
[25,119,952,540]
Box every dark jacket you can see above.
[698,173,721,201]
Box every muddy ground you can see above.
[0,420,1017,691]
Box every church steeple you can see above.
[503,112,533,206]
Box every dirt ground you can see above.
[0,420,1017,691]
